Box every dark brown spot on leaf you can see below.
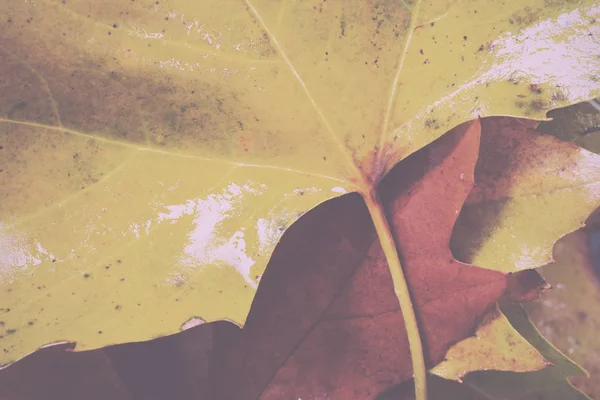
[576,311,588,323]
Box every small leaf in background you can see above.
[525,225,600,399]
[430,269,555,381]
[381,304,589,399]
[539,101,600,153]
[430,304,549,381]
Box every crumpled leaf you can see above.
[451,117,600,272]
[1,0,600,365]
[525,225,600,398]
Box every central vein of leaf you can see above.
[244,1,429,397]
[363,189,428,400]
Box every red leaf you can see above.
[211,121,509,399]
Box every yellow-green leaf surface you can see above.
[379,303,588,399]
[382,303,589,399]
[1,0,599,365]
[459,303,589,400]
[452,117,600,273]
[431,305,549,381]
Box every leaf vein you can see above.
[379,0,423,154]
[0,118,347,183]
[256,253,367,399]
[242,0,363,182]
[0,44,62,126]
[8,152,136,229]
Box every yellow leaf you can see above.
[430,305,549,381]
[460,303,589,400]
[1,0,599,366]
[452,117,600,273]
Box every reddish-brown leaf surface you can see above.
[0,343,131,400]
[0,120,543,400]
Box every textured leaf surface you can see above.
[0,343,132,400]
[431,304,549,381]
[539,102,600,153]
[526,225,600,399]
[380,371,588,400]
[382,304,588,399]
[459,303,589,400]
[1,0,600,365]
[0,121,536,399]
[209,121,513,399]
[452,117,600,272]
[431,269,553,380]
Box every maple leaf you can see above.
[1,1,600,398]
[0,305,588,400]
[0,121,558,400]
[203,121,509,399]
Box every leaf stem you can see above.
[363,190,427,400]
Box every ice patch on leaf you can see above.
[256,217,282,256]
[158,200,196,224]
[515,245,546,269]
[572,148,600,200]
[129,222,141,238]
[39,341,71,349]
[0,224,54,283]
[573,147,600,177]
[130,27,164,40]
[163,182,265,287]
[180,317,205,331]
[400,5,600,137]
[483,5,600,100]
